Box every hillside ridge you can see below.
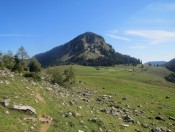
[35,32,141,67]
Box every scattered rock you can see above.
[77,106,82,110]
[1,99,10,107]
[14,96,19,99]
[122,97,128,101]
[64,112,73,117]
[89,118,104,126]
[155,116,164,121]
[136,121,140,125]
[141,123,148,128]
[4,80,10,85]
[31,81,36,86]
[80,90,94,96]
[80,120,84,125]
[4,110,9,114]
[99,127,103,132]
[151,127,162,132]
[120,124,129,127]
[35,100,39,103]
[11,105,36,115]
[169,116,175,121]
[69,100,76,106]
[78,130,84,132]
[46,87,53,91]
[72,112,82,118]
[123,115,134,123]
[165,96,170,99]
[167,129,171,132]
[135,129,141,132]
[30,126,35,130]
[23,117,37,122]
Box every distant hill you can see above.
[165,58,175,72]
[144,61,167,66]
[35,32,141,67]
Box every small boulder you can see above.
[123,115,134,123]
[4,80,10,85]
[4,110,9,114]
[165,96,170,99]
[122,97,128,101]
[11,105,36,115]
[78,130,84,132]
[1,99,10,107]
[121,124,129,127]
[169,116,175,121]
[151,127,162,132]
[155,116,164,121]
[23,117,37,122]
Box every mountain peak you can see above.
[71,32,105,45]
[35,32,141,67]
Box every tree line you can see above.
[0,46,41,76]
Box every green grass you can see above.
[0,65,175,132]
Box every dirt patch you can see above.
[39,115,53,132]
[36,93,45,103]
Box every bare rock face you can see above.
[11,105,36,115]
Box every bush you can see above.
[52,72,64,85]
[165,73,175,83]
[63,66,76,85]
[29,57,41,72]
[23,72,41,81]
[49,66,76,86]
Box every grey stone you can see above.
[1,99,10,107]
[123,115,134,123]
[141,124,148,128]
[165,96,170,99]
[4,110,9,114]
[4,80,10,85]
[78,130,84,132]
[121,124,129,127]
[122,97,128,101]
[151,127,162,132]
[11,105,36,115]
[23,117,37,122]
[169,116,175,121]
[155,116,164,121]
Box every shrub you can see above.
[48,66,76,86]
[52,72,64,85]
[23,72,41,81]
[165,73,175,83]
[29,57,41,72]
[63,66,76,85]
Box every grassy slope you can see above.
[0,65,175,132]
[47,65,175,132]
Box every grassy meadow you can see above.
[0,65,175,132]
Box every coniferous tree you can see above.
[16,46,29,60]
[13,55,23,72]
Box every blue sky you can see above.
[0,0,175,63]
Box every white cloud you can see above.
[125,30,175,44]
[0,34,34,37]
[106,33,130,42]
[147,2,175,12]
